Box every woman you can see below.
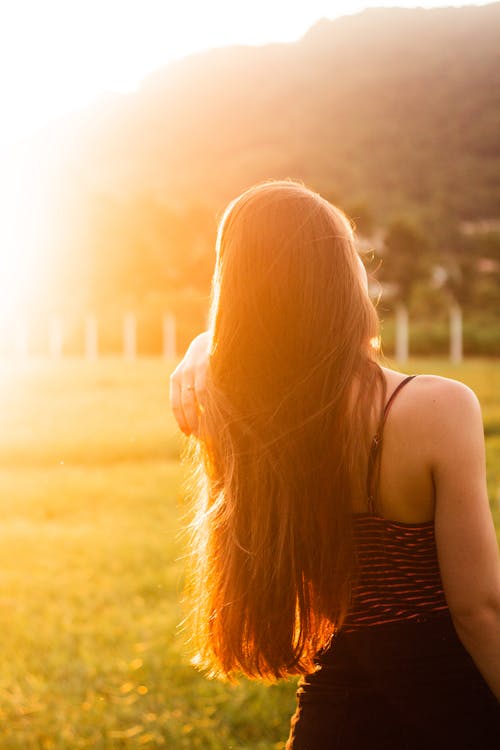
[169,180,500,748]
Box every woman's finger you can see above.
[169,373,191,435]
[194,369,207,409]
[180,384,199,435]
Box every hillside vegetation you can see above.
[4,3,500,350]
[36,3,500,219]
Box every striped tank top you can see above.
[342,375,448,632]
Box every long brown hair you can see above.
[183,179,384,680]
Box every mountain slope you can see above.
[43,2,499,221]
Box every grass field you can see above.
[0,357,498,749]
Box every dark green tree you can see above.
[377,219,430,304]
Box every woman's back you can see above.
[365,369,499,633]
[351,367,437,523]
[345,366,500,641]
[347,370,448,630]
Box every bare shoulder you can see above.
[381,367,482,421]
[409,373,482,431]
[410,373,481,417]
[379,368,484,467]
[406,374,485,474]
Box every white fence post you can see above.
[395,303,409,364]
[123,313,136,360]
[449,303,463,364]
[48,316,64,358]
[85,315,98,360]
[14,320,29,358]
[163,314,176,359]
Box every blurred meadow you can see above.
[0,357,293,749]
[0,355,499,749]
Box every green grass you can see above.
[0,356,498,748]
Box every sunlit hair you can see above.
[183,179,384,681]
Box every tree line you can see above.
[23,185,497,357]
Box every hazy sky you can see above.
[0,0,493,147]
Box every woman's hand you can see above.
[169,331,210,436]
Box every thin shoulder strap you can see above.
[366,375,417,513]
[381,375,417,424]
